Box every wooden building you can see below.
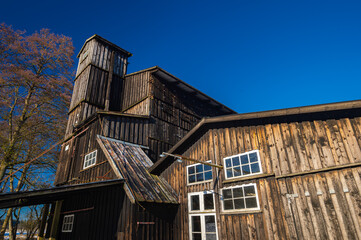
[1,34,361,240]
[150,100,361,240]
[0,35,234,240]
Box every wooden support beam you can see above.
[49,200,63,240]
[37,203,50,240]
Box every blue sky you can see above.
[2,0,361,114]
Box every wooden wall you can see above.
[58,184,125,240]
[161,116,361,239]
[56,115,150,186]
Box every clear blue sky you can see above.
[2,0,361,114]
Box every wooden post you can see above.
[49,200,63,240]
[104,51,115,111]
[37,203,50,240]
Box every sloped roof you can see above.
[126,66,236,115]
[96,135,178,204]
[0,179,124,209]
[149,99,361,175]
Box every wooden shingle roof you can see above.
[96,135,178,204]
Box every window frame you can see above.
[189,213,218,240]
[188,190,216,213]
[223,150,263,180]
[83,150,97,169]
[61,214,74,233]
[220,183,260,213]
[186,160,213,186]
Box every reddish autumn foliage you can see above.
[0,23,75,187]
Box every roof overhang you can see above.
[0,179,124,209]
[149,99,361,175]
[77,34,132,58]
[126,66,236,115]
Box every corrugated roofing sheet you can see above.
[96,135,178,204]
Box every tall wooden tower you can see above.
[65,35,132,138]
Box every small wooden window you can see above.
[189,214,218,240]
[188,191,215,212]
[62,214,74,232]
[187,161,213,185]
[221,183,260,212]
[223,150,262,180]
[83,150,97,169]
[188,191,218,239]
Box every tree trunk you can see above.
[0,163,7,190]
[0,208,12,240]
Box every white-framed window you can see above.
[187,161,213,185]
[188,191,215,212]
[83,150,97,169]
[189,213,218,240]
[61,214,74,232]
[188,191,218,239]
[221,183,260,212]
[223,150,262,179]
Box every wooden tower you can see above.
[65,35,132,138]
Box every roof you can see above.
[77,34,132,58]
[126,66,236,115]
[149,99,361,175]
[0,179,124,209]
[96,135,178,204]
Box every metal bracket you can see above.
[286,193,299,203]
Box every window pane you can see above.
[224,200,233,210]
[223,189,233,199]
[233,167,241,177]
[251,163,260,173]
[204,194,214,210]
[234,199,245,209]
[232,157,240,166]
[192,216,201,232]
[245,197,258,208]
[189,175,196,183]
[241,155,249,164]
[192,233,202,240]
[244,186,256,197]
[196,164,203,173]
[188,166,195,174]
[191,195,200,211]
[206,234,217,240]
[249,152,258,163]
[226,169,233,178]
[225,158,232,168]
[196,173,204,182]
[205,215,216,232]
[204,171,212,180]
[204,164,212,171]
[242,165,250,175]
[233,187,243,198]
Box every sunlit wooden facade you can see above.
[151,101,361,239]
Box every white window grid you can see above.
[188,191,216,213]
[189,213,218,240]
[220,183,260,212]
[186,160,213,185]
[223,150,262,180]
[61,214,74,233]
[83,150,97,169]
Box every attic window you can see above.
[187,161,213,185]
[62,214,74,232]
[83,150,97,169]
[223,150,262,179]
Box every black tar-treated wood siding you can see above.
[58,184,125,240]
